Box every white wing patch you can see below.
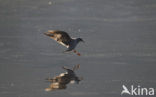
[50,37,69,48]
[59,42,69,48]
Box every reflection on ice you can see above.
[45,64,82,91]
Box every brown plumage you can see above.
[45,30,72,47]
[44,30,84,56]
[45,64,82,91]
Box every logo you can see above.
[121,85,155,96]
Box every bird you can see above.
[44,30,84,56]
[45,64,82,91]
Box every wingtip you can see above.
[45,88,52,92]
[44,30,55,35]
[48,30,55,33]
[44,32,49,36]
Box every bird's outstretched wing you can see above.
[62,66,74,74]
[45,82,67,91]
[45,30,72,48]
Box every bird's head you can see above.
[77,38,84,43]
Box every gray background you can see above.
[0,0,156,97]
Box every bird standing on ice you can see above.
[44,30,84,56]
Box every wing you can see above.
[62,66,74,74]
[49,82,67,90]
[45,30,72,48]
[53,31,72,48]
[45,76,61,83]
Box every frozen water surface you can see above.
[0,0,156,97]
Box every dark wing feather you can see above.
[53,31,72,46]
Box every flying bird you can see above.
[45,64,82,91]
[44,30,84,56]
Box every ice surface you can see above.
[0,0,156,97]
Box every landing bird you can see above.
[44,30,84,56]
[45,64,82,91]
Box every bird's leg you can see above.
[73,50,81,56]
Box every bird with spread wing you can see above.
[44,30,84,56]
[45,64,82,91]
